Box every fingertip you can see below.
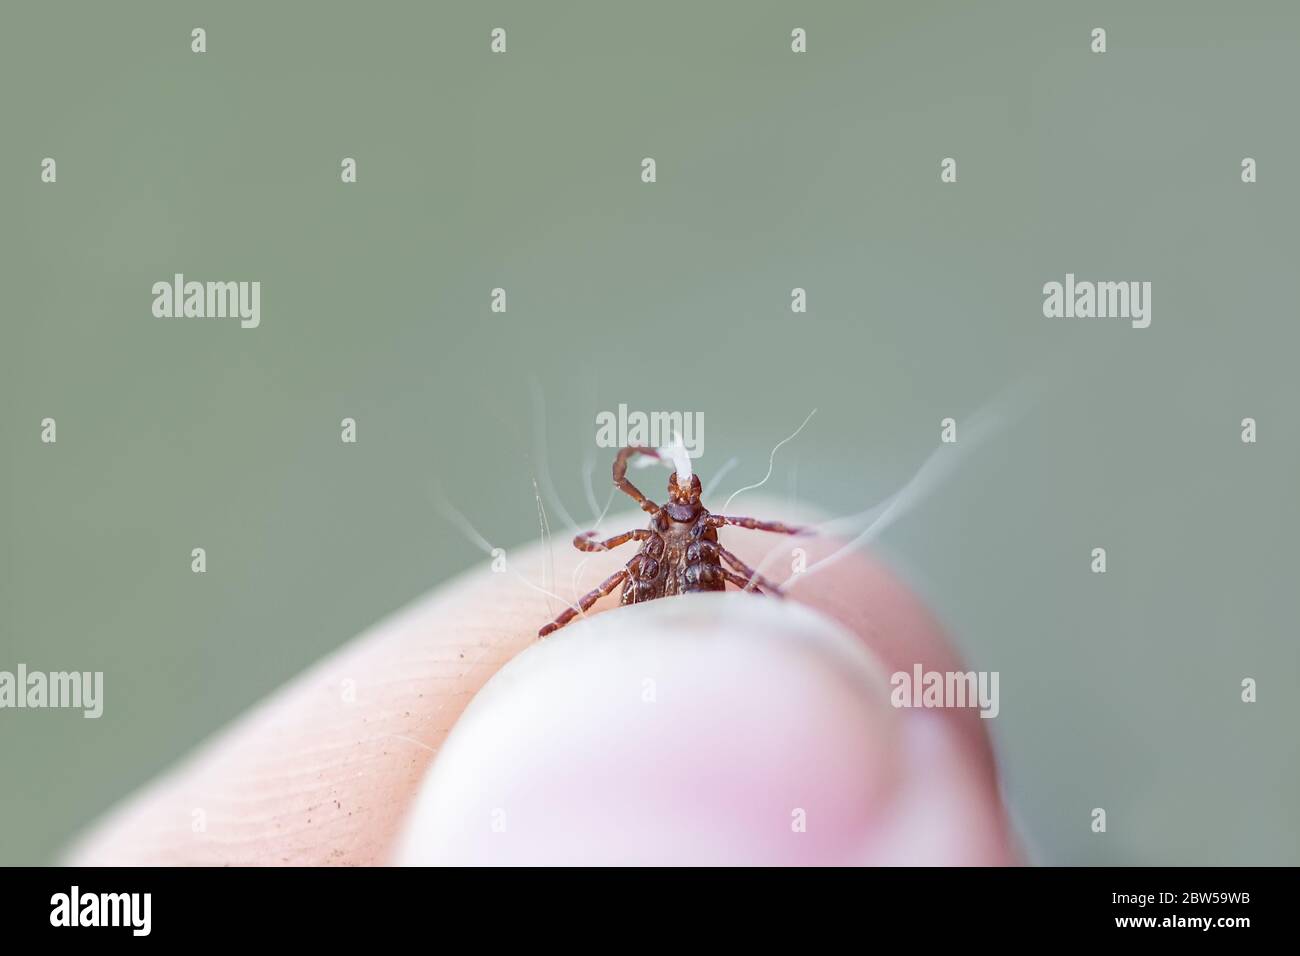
[395,592,1006,865]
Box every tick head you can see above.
[667,472,702,505]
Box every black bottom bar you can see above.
[0,866,1282,941]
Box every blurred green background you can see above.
[2,1,1297,865]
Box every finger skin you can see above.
[66,499,1015,865]
[396,594,1015,865]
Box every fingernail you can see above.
[395,593,903,865]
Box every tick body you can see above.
[538,446,806,637]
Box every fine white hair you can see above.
[659,430,693,483]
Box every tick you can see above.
[538,446,807,636]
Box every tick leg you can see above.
[707,514,808,535]
[721,569,774,596]
[613,446,663,515]
[717,545,784,595]
[572,528,651,552]
[538,568,629,637]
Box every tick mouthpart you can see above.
[667,472,702,504]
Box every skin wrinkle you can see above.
[66,499,1012,866]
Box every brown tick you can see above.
[538,446,807,637]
